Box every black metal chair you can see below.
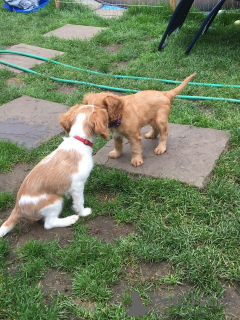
[185,0,227,54]
[158,0,194,51]
[158,0,238,54]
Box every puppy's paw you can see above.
[79,208,92,217]
[154,146,166,155]
[68,215,79,225]
[108,150,122,159]
[131,157,144,167]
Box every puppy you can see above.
[84,73,196,167]
[0,105,109,237]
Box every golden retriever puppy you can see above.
[84,73,196,167]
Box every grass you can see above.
[0,1,240,319]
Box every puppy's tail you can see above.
[165,73,196,100]
[0,207,21,237]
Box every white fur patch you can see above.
[0,225,11,237]
[40,199,63,219]
[19,194,47,206]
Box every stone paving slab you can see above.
[74,0,126,17]
[43,24,107,40]
[0,44,64,74]
[0,96,69,149]
[95,8,125,17]
[94,124,231,188]
[76,0,102,9]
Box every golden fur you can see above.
[84,73,196,166]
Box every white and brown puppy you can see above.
[0,105,109,237]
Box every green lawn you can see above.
[0,1,239,319]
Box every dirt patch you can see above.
[224,282,240,319]
[111,279,128,304]
[139,261,173,280]
[39,268,73,297]
[85,216,136,242]
[200,106,215,115]
[97,191,118,202]
[110,260,194,317]
[145,37,154,42]
[0,209,74,248]
[115,61,129,70]
[56,84,77,94]
[71,298,97,313]
[105,44,123,53]
[15,220,75,247]
[150,280,194,313]
[150,282,240,319]
[0,162,33,193]
[111,261,173,304]
[7,77,24,86]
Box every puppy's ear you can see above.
[88,108,109,140]
[103,95,123,121]
[60,105,80,133]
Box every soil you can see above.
[138,261,173,279]
[7,77,24,86]
[84,215,136,242]
[105,44,123,53]
[71,298,96,313]
[55,84,77,94]
[39,268,73,297]
[224,282,240,320]
[1,163,239,319]
[0,209,75,250]
[0,162,33,193]
[115,61,129,70]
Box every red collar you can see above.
[73,136,93,147]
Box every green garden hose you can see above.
[0,50,239,103]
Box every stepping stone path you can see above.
[94,124,231,188]
[75,0,102,9]
[0,11,231,190]
[95,6,126,18]
[69,0,126,17]
[43,24,107,40]
[0,43,64,74]
[0,10,238,320]
[0,96,69,149]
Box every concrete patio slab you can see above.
[43,24,107,40]
[0,96,69,149]
[0,44,64,74]
[94,124,231,188]
[95,8,125,18]
[75,0,102,9]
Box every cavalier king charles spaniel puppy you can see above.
[0,104,109,237]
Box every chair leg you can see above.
[185,0,226,54]
[158,0,194,51]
